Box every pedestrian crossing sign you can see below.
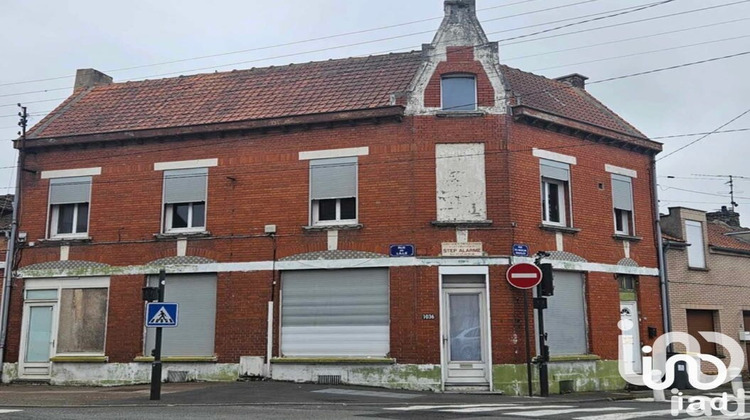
[146,303,179,328]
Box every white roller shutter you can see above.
[281,268,389,357]
[537,271,587,355]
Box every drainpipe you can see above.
[650,154,671,336]
[0,105,26,382]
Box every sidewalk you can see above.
[0,380,656,408]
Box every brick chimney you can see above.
[74,68,113,90]
[556,73,588,89]
[706,205,741,228]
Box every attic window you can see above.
[441,75,476,111]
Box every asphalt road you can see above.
[1,394,748,419]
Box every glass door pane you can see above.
[449,294,481,362]
[25,306,53,363]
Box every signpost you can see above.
[143,269,180,401]
[507,262,543,397]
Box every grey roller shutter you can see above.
[540,159,569,182]
[145,274,216,357]
[281,268,389,357]
[537,271,587,355]
[612,174,633,211]
[163,168,208,204]
[310,157,357,200]
[49,176,91,205]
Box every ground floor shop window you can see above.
[145,274,217,357]
[281,268,389,357]
[537,271,588,355]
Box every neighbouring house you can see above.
[0,195,13,275]
[661,206,750,374]
[0,0,663,394]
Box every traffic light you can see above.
[539,263,554,296]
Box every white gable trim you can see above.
[605,164,638,178]
[532,148,577,165]
[41,167,102,179]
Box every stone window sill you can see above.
[271,357,395,365]
[431,220,493,228]
[303,224,363,232]
[134,356,218,363]
[154,231,211,240]
[539,224,581,234]
[435,111,485,118]
[549,354,600,362]
[688,266,709,272]
[50,355,108,363]
[613,234,643,242]
[38,237,92,245]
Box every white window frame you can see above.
[614,208,633,236]
[441,74,477,111]
[542,177,568,227]
[23,277,110,358]
[49,202,90,239]
[685,220,706,269]
[164,202,206,233]
[311,197,357,226]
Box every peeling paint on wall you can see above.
[436,143,487,222]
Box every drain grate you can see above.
[317,375,342,385]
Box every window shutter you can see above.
[540,159,570,182]
[310,157,357,200]
[611,174,633,211]
[281,268,389,357]
[536,271,587,355]
[145,274,216,357]
[163,168,208,204]
[49,176,91,205]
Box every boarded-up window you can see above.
[436,143,487,222]
[281,269,389,357]
[57,288,108,353]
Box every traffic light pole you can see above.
[150,269,166,401]
[534,252,551,397]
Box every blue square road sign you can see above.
[146,302,179,328]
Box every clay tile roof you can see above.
[29,52,424,139]
[707,221,750,252]
[499,65,648,139]
[28,52,651,146]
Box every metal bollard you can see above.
[652,370,666,402]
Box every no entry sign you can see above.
[506,263,543,289]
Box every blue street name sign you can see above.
[512,244,530,257]
[389,244,415,257]
[146,302,179,328]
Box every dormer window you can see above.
[441,74,476,111]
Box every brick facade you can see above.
[1,0,664,393]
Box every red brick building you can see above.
[0,0,663,393]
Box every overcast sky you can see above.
[2,0,749,224]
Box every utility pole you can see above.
[0,105,27,381]
[533,251,553,397]
[150,269,166,400]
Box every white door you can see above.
[18,303,57,378]
[443,288,489,387]
[620,301,642,374]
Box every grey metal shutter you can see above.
[540,159,570,182]
[49,177,91,205]
[163,168,208,204]
[281,268,389,357]
[145,274,216,357]
[612,174,633,211]
[538,271,587,355]
[310,157,357,200]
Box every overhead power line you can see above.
[657,107,750,161]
